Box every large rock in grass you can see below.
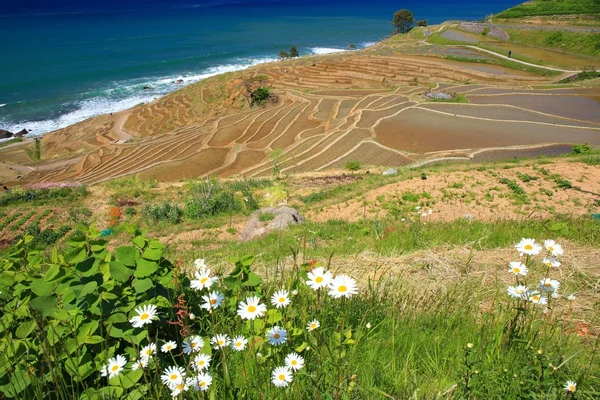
[240,206,305,242]
[0,129,13,139]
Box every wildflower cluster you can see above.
[98,258,360,396]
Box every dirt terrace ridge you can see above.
[2,46,600,187]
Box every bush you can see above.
[544,31,564,46]
[250,87,270,106]
[184,179,259,220]
[141,201,183,224]
[300,191,328,204]
[572,143,593,154]
[345,160,361,171]
[0,184,88,207]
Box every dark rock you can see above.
[176,79,184,84]
[240,206,305,242]
[143,86,152,90]
[14,129,28,137]
[0,129,13,139]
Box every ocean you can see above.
[0,0,518,136]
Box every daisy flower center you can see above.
[545,283,552,287]
[140,313,149,320]
[311,324,317,328]
[514,268,520,273]
[191,342,197,348]
[549,246,555,252]
[218,340,224,345]
[170,374,177,380]
[198,361,204,366]
[279,297,285,303]
[291,360,297,365]
[200,382,206,387]
[177,384,184,390]
[315,276,323,283]
[236,342,242,347]
[338,285,347,293]
[210,299,217,304]
[278,374,285,381]
[200,277,208,284]
[145,350,151,355]
[533,295,540,301]
[569,385,575,391]
[248,305,256,312]
[111,365,119,371]
[524,244,533,250]
[274,333,280,339]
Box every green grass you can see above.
[427,93,470,103]
[506,29,600,58]
[0,137,23,148]
[496,0,600,18]
[444,54,561,77]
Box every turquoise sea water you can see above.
[0,0,518,136]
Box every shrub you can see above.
[141,201,183,224]
[0,184,87,207]
[250,87,270,106]
[345,160,361,171]
[300,191,328,204]
[544,31,564,46]
[572,143,593,154]
[184,179,259,220]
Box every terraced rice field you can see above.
[3,48,599,186]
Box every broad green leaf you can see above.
[16,320,36,339]
[148,239,164,249]
[134,258,159,278]
[30,279,55,296]
[77,321,99,344]
[29,295,58,317]
[243,272,262,287]
[292,328,303,336]
[43,264,63,282]
[132,236,146,249]
[132,278,154,293]
[68,248,88,264]
[295,341,308,353]
[75,257,97,276]
[0,367,31,397]
[266,309,282,324]
[79,281,98,298]
[98,386,124,398]
[85,335,104,344]
[109,261,133,282]
[141,247,162,261]
[115,246,139,267]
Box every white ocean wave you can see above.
[309,47,348,55]
[361,41,377,48]
[0,104,5,107]
[0,56,278,136]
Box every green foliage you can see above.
[289,45,299,58]
[417,19,428,27]
[517,172,539,183]
[141,201,183,224]
[497,0,600,18]
[277,50,289,59]
[300,191,328,204]
[482,26,490,36]
[499,177,526,196]
[0,185,88,207]
[392,9,415,34]
[250,87,270,106]
[545,31,564,46]
[258,212,275,222]
[0,137,22,148]
[0,225,175,398]
[105,175,158,199]
[21,223,71,248]
[345,160,361,171]
[506,29,600,57]
[572,143,593,154]
[184,179,259,220]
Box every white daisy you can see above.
[544,240,563,257]
[267,326,288,346]
[170,380,189,397]
[564,380,576,392]
[129,304,157,328]
[101,355,127,379]
[190,268,218,291]
[237,296,267,320]
[539,278,560,293]
[271,366,293,387]
[191,353,211,372]
[161,340,177,353]
[231,336,248,351]
[567,294,576,301]
[194,372,213,392]
[131,358,147,371]
[507,285,529,299]
[201,291,224,311]
[271,289,291,309]
[285,353,304,371]
[161,365,185,387]
[306,319,320,332]
[140,343,156,361]
[306,267,333,290]
[542,257,561,268]
[529,292,548,305]
[183,336,204,354]
[516,238,542,256]
[194,258,208,270]
[328,275,358,299]
[508,262,528,276]
[211,334,231,349]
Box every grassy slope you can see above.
[497,0,600,18]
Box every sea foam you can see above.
[0,56,277,136]
[309,47,348,55]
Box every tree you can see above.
[392,9,415,34]
[289,45,299,58]
[278,50,289,59]
[417,19,428,27]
